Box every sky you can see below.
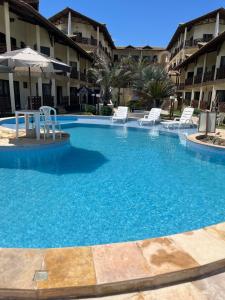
[40,0,225,48]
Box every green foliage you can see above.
[88,57,132,104]
[127,100,144,111]
[100,106,113,116]
[85,104,96,115]
[194,108,201,116]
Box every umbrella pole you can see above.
[28,66,32,110]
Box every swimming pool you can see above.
[0,119,225,248]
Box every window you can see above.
[70,61,77,69]
[40,46,50,57]
[217,90,225,102]
[114,55,119,62]
[194,92,200,100]
[203,34,213,42]
[42,83,51,96]
[0,32,6,44]
[0,80,9,97]
[220,56,225,67]
[185,92,191,101]
[187,72,194,78]
[196,67,203,75]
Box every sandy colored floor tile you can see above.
[193,272,225,300]
[205,223,225,242]
[0,248,44,289]
[37,247,96,289]
[92,242,151,284]
[170,229,225,265]
[143,282,207,300]
[138,237,198,276]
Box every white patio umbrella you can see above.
[0,47,71,108]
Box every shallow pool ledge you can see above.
[1,222,225,299]
[0,126,70,149]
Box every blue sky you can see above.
[40,0,225,47]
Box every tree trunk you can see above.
[117,88,121,107]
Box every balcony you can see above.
[216,67,225,80]
[73,36,97,46]
[185,77,194,86]
[194,74,202,84]
[203,71,214,82]
[185,36,213,48]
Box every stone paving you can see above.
[81,270,225,300]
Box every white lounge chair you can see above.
[139,108,161,126]
[161,107,194,129]
[112,106,128,123]
[40,106,62,141]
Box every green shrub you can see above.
[100,106,113,116]
[194,108,201,116]
[85,104,96,115]
[127,100,144,111]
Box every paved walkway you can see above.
[82,270,225,300]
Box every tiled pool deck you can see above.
[1,116,225,299]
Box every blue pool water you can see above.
[0,123,225,248]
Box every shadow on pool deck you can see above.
[0,146,109,175]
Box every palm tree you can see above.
[88,57,132,105]
[131,63,175,109]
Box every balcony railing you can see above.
[203,71,214,82]
[194,74,202,84]
[73,36,97,46]
[185,37,213,48]
[216,67,225,80]
[185,77,194,85]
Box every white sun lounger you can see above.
[112,106,128,123]
[161,107,194,129]
[139,108,161,126]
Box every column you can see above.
[202,53,207,83]
[97,26,100,55]
[36,25,43,103]
[182,27,187,60]
[198,87,203,109]
[68,11,72,36]
[4,2,15,113]
[214,54,220,81]
[211,86,216,111]
[67,46,70,105]
[191,89,194,106]
[50,37,56,107]
[215,12,220,37]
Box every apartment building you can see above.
[175,31,225,112]
[113,46,168,65]
[168,8,225,72]
[0,0,97,114]
[49,7,115,63]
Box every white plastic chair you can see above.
[139,108,161,126]
[161,107,194,129]
[39,106,62,141]
[112,106,128,123]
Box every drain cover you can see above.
[33,270,48,281]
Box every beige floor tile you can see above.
[0,248,44,289]
[92,242,151,284]
[138,237,198,276]
[171,229,225,265]
[37,247,96,289]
